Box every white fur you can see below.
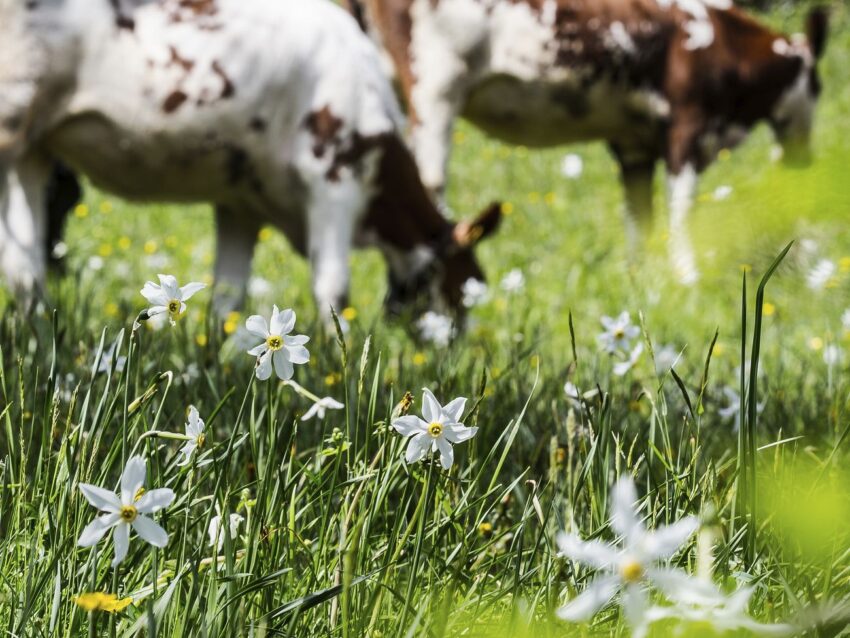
[667,164,700,284]
[0,0,410,314]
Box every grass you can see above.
[1,3,850,636]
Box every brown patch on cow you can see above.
[211,61,235,99]
[110,0,135,31]
[168,46,195,72]
[249,117,267,133]
[304,106,345,159]
[162,90,189,113]
[225,146,249,185]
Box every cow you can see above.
[0,0,502,321]
[342,0,828,283]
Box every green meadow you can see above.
[1,3,849,636]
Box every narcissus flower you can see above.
[597,312,640,354]
[417,312,454,347]
[208,510,244,551]
[140,274,206,325]
[74,592,133,613]
[392,388,478,470]
[245,306,310,381]
[302,396,345,421]
[556,477,700,634]
[77,456,175,567]
[177,405,206,466]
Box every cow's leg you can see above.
[304,177,364,322]
[46,162,81,273]
[0,153,51,303]
[212,206,260,316]
[666,164,700,284]
[665,111,705,285]
[410,96,460,203]
[610,145,657,255]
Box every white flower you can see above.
[597,312,640,354]
[806,259,836,290]
[718,387,765,432]
[52,241,68,260]
[208,511,244,552]
[140,274,206,326]
[177,406,206,466]
[248,276,272,298]
[561,154,584,179]
[645,586,794,636]
[461,278,489,308]
[556,478,701,634]
[713,185,733,201]
[96,342,126,375]
[181,363,200,385]
[302,396,345,421]
[655,345,681,374]
[824,344,842,366]
[146,253,169,269]
[77,456,175,567]
[245,305,310,381]
[500,269,526,293]
[417,311,454,347]
[392,388,478,470]
[87,256,104,271]
[564,381,582,407]
[841,309,850,332]
[614,342,644,377]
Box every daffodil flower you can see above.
[392,388,478,470]
[77,456,175,567]
[597,312,640,354]
[140,274,206,326]
[245,306,310,381]
[556,477,700,634]
[177,406,206,466]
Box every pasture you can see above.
[1,3,850,637]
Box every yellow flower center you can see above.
[620,559,644,584]
[427,422,443,438]
[614,329,625,339]
[167,299,181,315]
[119,505,138,523]
[197,433,206,448]
[266,335,283,351]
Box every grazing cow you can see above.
[343,0,828,282]
[0,0,501,319]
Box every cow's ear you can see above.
[452,202,503,248]
[806,7,828,60]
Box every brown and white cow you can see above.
[343,0,828,282]
[0,0,501,320]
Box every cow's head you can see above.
[385,203,502,319]
[769,8,828,167]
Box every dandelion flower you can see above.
[177,406,206,466]
[245,305,310,381]
[140,274,206,326]
[77,456,175,567]
[556,477,701,632]
[392,388,478,470]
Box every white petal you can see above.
[77,513,120,547]
[136,488,175,514]
[179,282,206,301]
[435,437,454,470]
[157,274,179,299]
[647,567,721,606]
[393,415,427,437]
[255,350,273,380]
[247,342,267,357]
[271,308,296,336]
[177,441,196,466]
[120,457,147,506]
[405,432,431,464]
[644,516,699,559]
[133,515,169,548]
[441,397,467,422]
[245,315,270,338]
[140,282,168,306]
[146,305,167,317]
[284,334,310,346]
[273,351,294,381]
[285,343,310,365]
[556,576,620,622]
[79,483,121,512]
[610,477,644,543]
[556,532,618,568]
[621,583,649,629]
[443,424,477,443]
[111,523,130,567]
[301,404,320,421]
[421,388,441,423]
